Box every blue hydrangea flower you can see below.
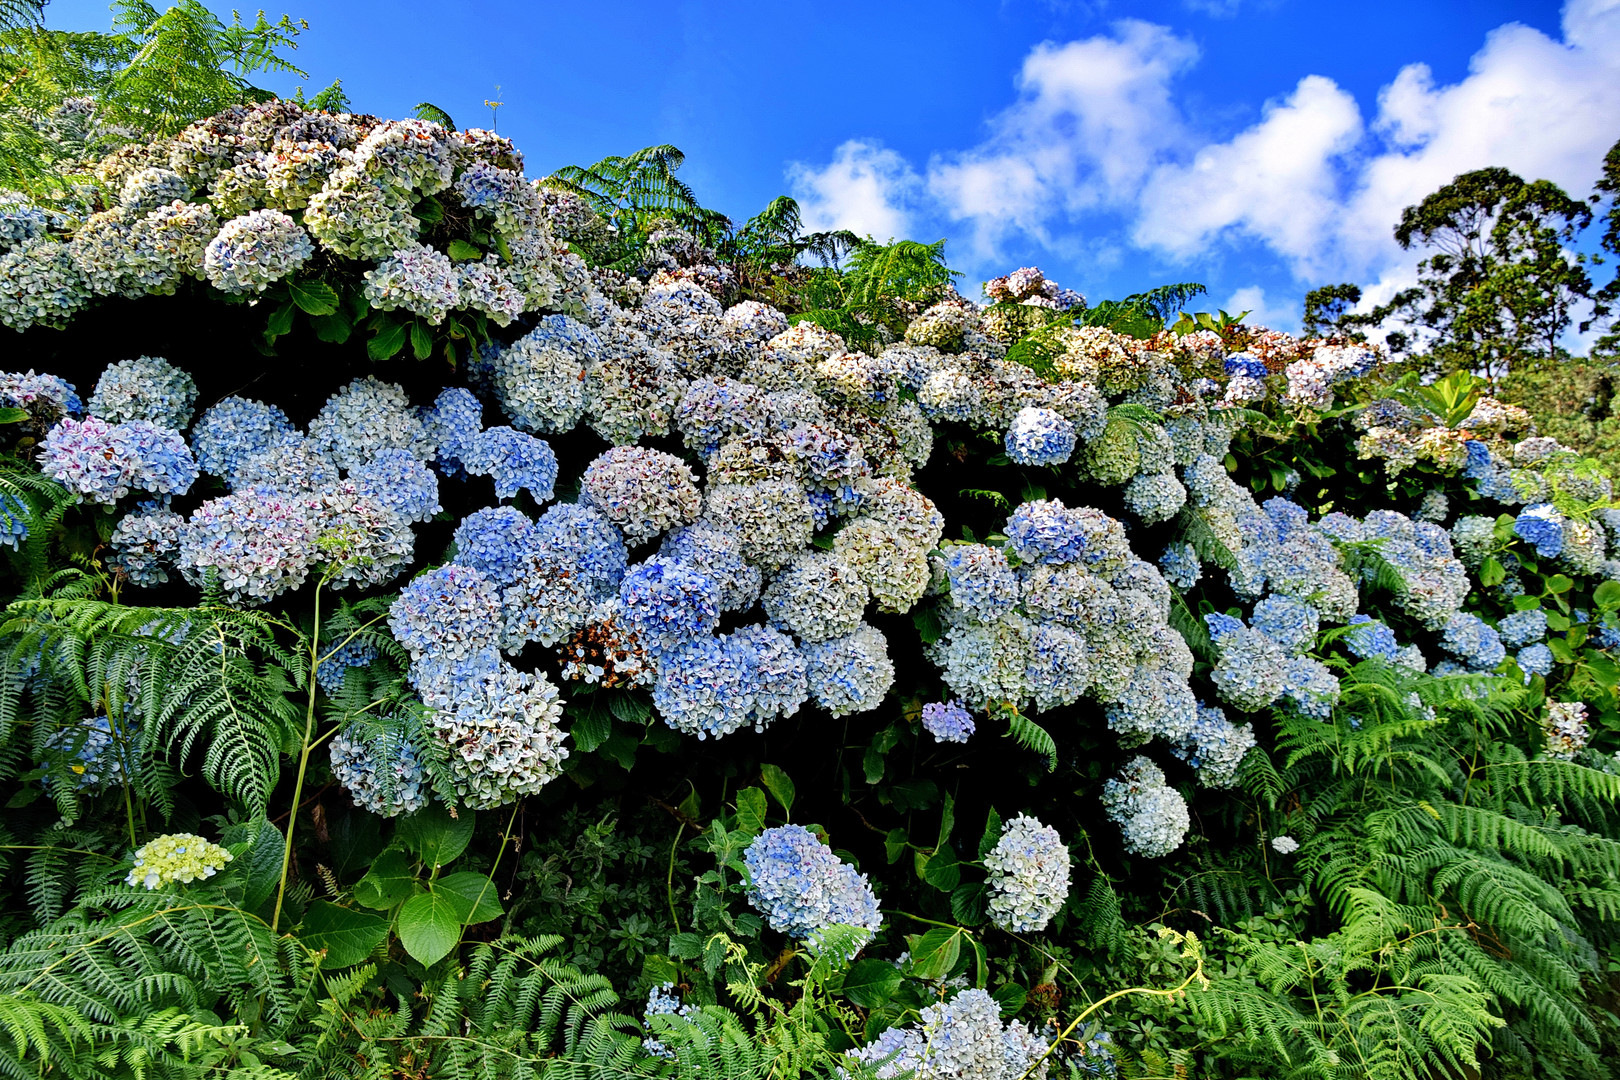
[984,813,1070,932]
[533,503,628,593]
[939,544,1019,623]
[1281,655,1339,719]
[1343,615,1399,661]
[1440,611,1506,671]
[1250,596,1319,654]
[1224,353,1267,379]
[109,502,184,586]
[804,622,895,717]
[1497,608,1548,647]
[0,494,27,551]
[653,625,808,740]
[1514,504,1565,558]
[422,387,483,479]
[1172,703,1255,788]
[317,640,380,695]
[1158,542,1201,589]
[1004,499,1128,568]
[388,563,503,662]
[329,720,429,816]
[350,448,442,523]
[845,988,1051,1080]
[465,425,558,502]
[744,824,881,949]
[660,521,762,612]
[1517,643,1554,681]
[88,355,197,429]
[1102,757,1190,858]
[617,557,721,655]
[178,489,314,604]
[41,417,198,503]
[452,506,535,587]
[920,700,975,743]
[1005,406,1076,466]
[190,395,296,484]
[0,370,80,417]
[43,715,135,792]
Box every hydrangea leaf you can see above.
[841,959,902,1009]
[300,900,388,967]
[759,764,795,818]
[398,804,475,869]
[397,890,462,965]
[908,927,963,981]
[435,871,503,925]
[735,786,767,836]
[287,278,339,316]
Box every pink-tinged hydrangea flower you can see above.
[178,489,315,604]
[41,417,198,503]
[203,209,314,294]
[581,446,702,545]
[362,242,460,324]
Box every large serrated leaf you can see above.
[398,804,474,868]
[842,959,903,1008]
[569,696,613,752]
[447,239,483,261]
[735,786,768,835]
[760,764,795,818]
[435,871,504,924]
[300,900,388,967]
[288,278,340,315]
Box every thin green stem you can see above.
[271,579,325,933]
[667,822,685,936]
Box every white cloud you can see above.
[784,0,1620,302]
[926,20,1199,257]
[1133,75,1362,274]
[786,140,919,240]
[1221,285,1297,333]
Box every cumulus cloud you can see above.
[786,140,919,240]
[784,1,1620,305]
[1222,285,1298,333]
[926,20,1199,258]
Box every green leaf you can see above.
[735,787,768,835]
[310,311,352,343]
[1547,610,1572,632]
[951,882,988,925]
[0,407,28,424]
[885,828,908,865]
[760,764,795,818]
[979,809,1003,860]
[608,692,652,724]
[220,818,284,913]
[570,697,613,752]
[991,983,1028,1017]
[397,891,463,965]
[410,320,433,361]
[909,927,962,980]
[265,301,295,339]
[447,239,483,261]
[300,901,388,967]
[354,847,417,910]
[398,804,475,869]
[936,791,955,850]
[1549,637,1577,663]
[863,743,886,785]
[368,320,407,361]
[842,959,903,1008]
[1479,557,1506,587]
[921,846,961,892]
[912,605,943,645]
[1548,574,1575,594]
[435,871,504,925]
[288,278,340,316]
[1595,581,1620,611]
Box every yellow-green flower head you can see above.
[126,833,233,890]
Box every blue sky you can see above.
[46,0,1620,331]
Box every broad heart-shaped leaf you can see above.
[950,882,989,926]
[435,871,504,925]
[841,958,903,1009]
[908,927,962,981]
[397,890,463,965]
[759,764,795,818]
[287,277,340,315]
[398,804,474,869]
[734,786,768,836]
[1596,580,1620,611]
[354,846,417,910]
[300,900,388,967]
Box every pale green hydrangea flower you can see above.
[126,832,233,889]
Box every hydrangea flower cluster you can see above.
[126,832,234,889]
[88,355,197,429]
[984,814,1070,932]
[41,417,198,503]
[744,825,881,950]
[845,988,1050,1080]
[1542,701,1589,760]
[921,700,976,743]
[43,716,134,791]
[109,503,185,586]
[1101,757,1191,858]
[329,722,430,816]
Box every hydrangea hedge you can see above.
[2,100,1620,1079]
